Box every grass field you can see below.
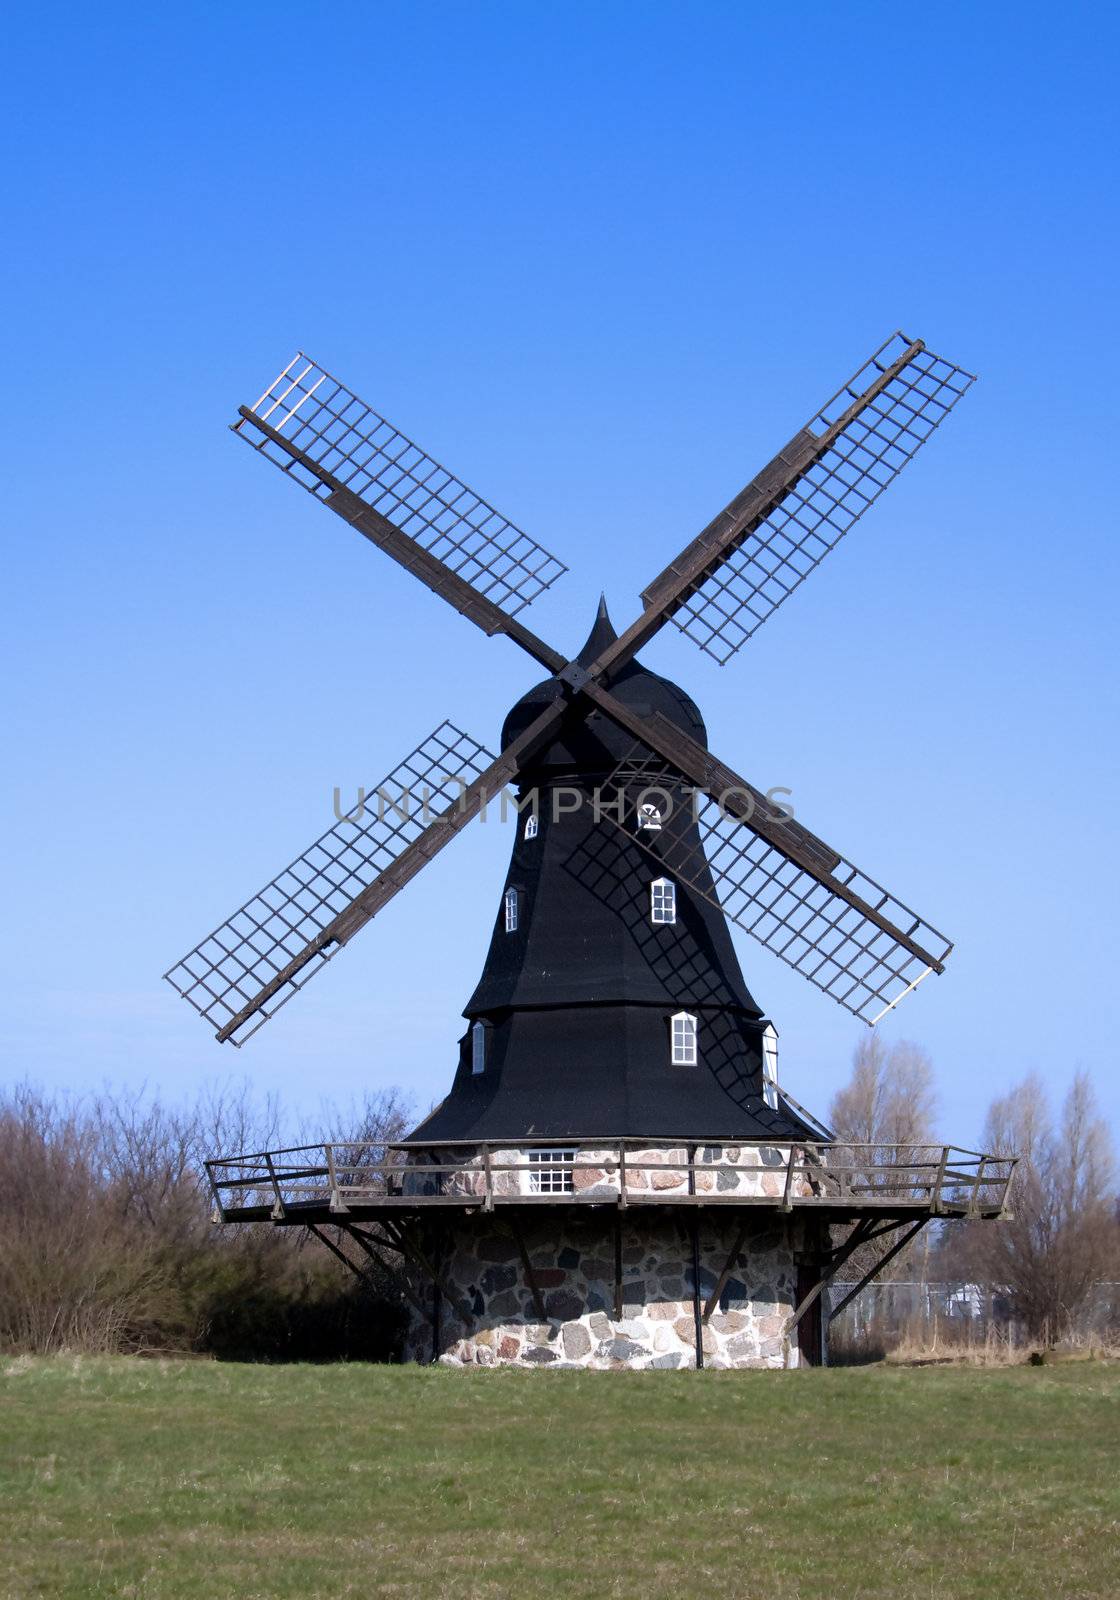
[2,1357,1118,1600]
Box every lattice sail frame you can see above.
[599,747,952,1025]
[164,722,495,1045]
[235,353,568,617]
[667,333,976,664]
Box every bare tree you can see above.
[827,1036,939,1283]
[829,1034,936,1152]
[956,1070,1117,1342]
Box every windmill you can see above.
[169,334,1015,1369]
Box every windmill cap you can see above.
[500,595,707,772]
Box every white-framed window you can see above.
[762,1022,779,1109]
[638,801,663,831]
[524,814,538,840]
[528,1147,576,1194]
[671,1011,698,1066]
[504,886,519,932]
[471,1020,488,1075]
[650,877,676,925]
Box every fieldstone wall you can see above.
[399,1142,823,1203]
[401,1209,819,1369]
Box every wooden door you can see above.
[796,1263,823,1366]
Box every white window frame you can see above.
[524,814,538,840]
[471,1020,488,1075]
[762,1022,779,1109]
[670,1011,697,1066]
[504,886,519,932]
[527,1147,576,1194]
[650,877,676,925]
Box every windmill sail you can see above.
[641,333,975,664]
[234,353,568,668]
[684,798,950,1025]
[595,736,951,1026]
[164,722,495,1045]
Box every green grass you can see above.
[1,1357,1118,1599]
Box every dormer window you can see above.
[524,814,538,840]
[504,887,519,932]
[762,1022,779,1109]
[638,801,663,832]
[471,1020,488,1075]
[671,1011,697,1065]
[650,877,676,925]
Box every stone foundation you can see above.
[402,1209,823,1369]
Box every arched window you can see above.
[650,877,676,925]
[762,1022,779,1109]
[471,1020,488,1075]
[670,1011,697,1066]
[524,814,538,840]
[504,886,519,932]
[638,801,662,832]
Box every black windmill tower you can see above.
[421,594,795,1148]
[168,335,1015,1368]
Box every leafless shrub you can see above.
[0,1086,188,1353]
[0,1081,413,1360]
[315,1088,414,1197]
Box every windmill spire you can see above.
[576,592,617,666]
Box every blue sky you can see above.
[2,0,1117,1143]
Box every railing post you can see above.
[782,1144,798,1210]
[970,1155,987,1219]
[325,1142,346,1213]
[483,1144,493,1212]
[204,1159,226,1224]
[932,1145,950,1216]
[264,1151,286,1221]
[619,1142,628,1208]
[385,1144,402,1199]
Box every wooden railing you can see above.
[205,1139,1015,1222]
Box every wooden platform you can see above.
[205,1138,1014,1227]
